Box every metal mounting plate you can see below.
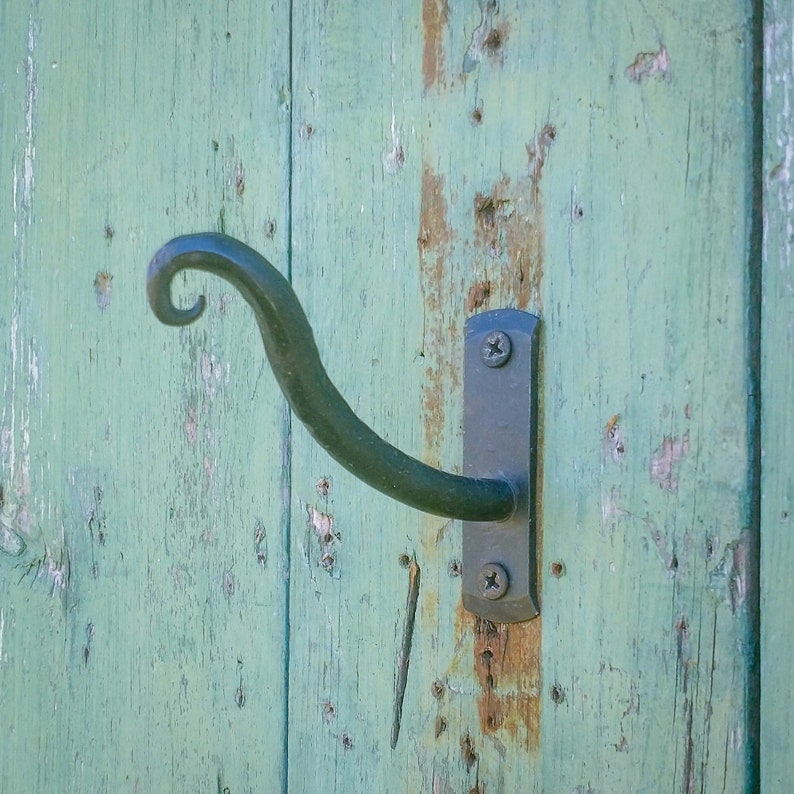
[462,309,540,623]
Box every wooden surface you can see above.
[0,2,292,791]
[0,0,765,791]
[761,0,794,789]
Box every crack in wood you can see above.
[391,554,420,748]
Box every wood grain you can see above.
[289,0,754,791]
[0,0,762,791]
[0,2,291,790]
[761,1,794,788]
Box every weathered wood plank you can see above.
[539,2,754,790]
[289,0,753,791]
[761,1,794,788]
[0,2,290,790]
[287,2,436,789]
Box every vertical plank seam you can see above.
[282,1,295,791]
[746,0,763,787]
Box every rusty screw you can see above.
[477,563,509,600]
[480,330,511,368]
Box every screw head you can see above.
[477,563,509,600]
[480,331,512,368]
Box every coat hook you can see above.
[148,233,540,621]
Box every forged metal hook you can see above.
[147,233,517,522]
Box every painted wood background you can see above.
[0,0,778,791]
[0,2,292,791]
[761,0,794,790]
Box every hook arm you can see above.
[147,233,516,521]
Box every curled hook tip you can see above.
[147,237,209,326]
[154,294,207,327]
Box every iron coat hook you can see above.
[147,233,540,621]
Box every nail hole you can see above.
[483,28,502,52]
[461,734,477,771]
[398,553,412,568]
[447,559,463,577]
[431,680,446,699]
[550,560,565,578]
[341,732,353,750]
[550,683,566,704]
[315,476,331,497]
[470,107,483,125]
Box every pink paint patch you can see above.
[650,435,690,491]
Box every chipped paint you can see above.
[708,533,748,614]
[471,617,541,748]
[307,504,334,542]
[468,124,554,311]
[422,0,449,90]
[650,435,690,491]
[466,279,491,312]
[0,492,27,557]
[21,13,38,217]
[625,46,670,82]
[473,182,537,308]
[234,161,245,196]
[462,1,503,74]
[417,166,458,458]
[94,271,113,311]
[306,504,338,574]
[200,350,228,402]
[602,415,627,462]
[382,113,405,175]
[526,124,557,193]
[6,12,40,527]
[183,406,198,446]
[254,520,268,567]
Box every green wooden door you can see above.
[1,1,787,791]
